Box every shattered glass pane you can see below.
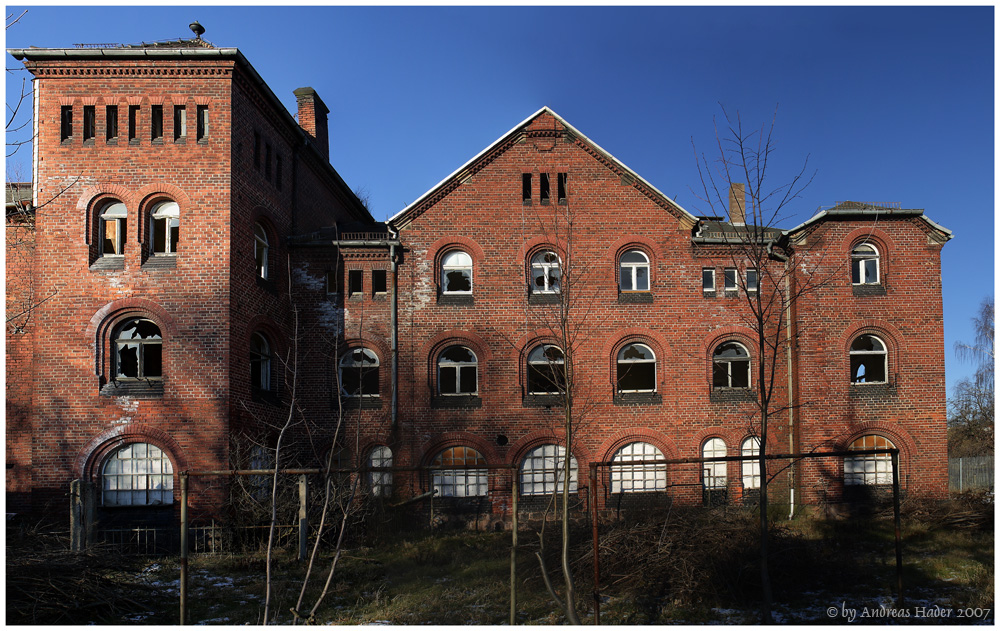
[620,343,652,361]
[117,343,139,378]
[617,362,655,392]
[442,346,475,363]
[851,335,884,353]
[459,366,477,393]
[439,366,457,393]
[445,270,471,292]
[143,343,162,377]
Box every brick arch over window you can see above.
[517,235,568,264]
[86,298,175,380]
[843,227,895,259]
[423,330,491,396]
[506,429,591,468]
[840,321,903,385]
[251,212,280,281]
[78,184,133,247]
[701,327,757,387]
[609,236,660,287]
[418,432,499,468]
[598,429,678,464]
[244,317,285,393]
[135,184,191,249]
[604,330,669,390]
[337,338,390,401]
[833,422,916,488]
[428,236,487,287]
[77,424,186,481]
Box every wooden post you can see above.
[298,474,309,561]
[590,463,600,625]
[82,481,96,548]
[891,450,903,608]
[180,473,189,625]
[70,479,83,552]
[510,473,518,626]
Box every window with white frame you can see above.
[254,222,269,280]
[438,346,478,396]
[114,318,162,380]
[724,268,738,291]
[746,268,759,294]
[149,201,179,255]
[610,442,666,493]
[432,446,488,497]
[619,250,650,292]
[102,442,174,506]
[850,334,887,384]
[741,437,761,489]
[520,444,578,496]
[368,445,393,498]
[339,347,380,398]
[441,250,472,294]
[530,250,561,294]
[702,438,727,490]
[713,342,750,389]
[616,342,656,393]
[844,435,895,485]
[100,201,127,256]
[527,344,565,395]
[250,332,272,391]
[702,267,715,292]
[851,243,880,285]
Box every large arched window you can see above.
[250,332,272,391]
[616,342,656,393]
[527,344,565,395]
[441,250,473,294]
[741,437,761,490]
[339,348,380,398]
[520,444,578,496]
[254,222,269,280]
[530,250,561,294]
[850,334,887,384]
[713,342,751,389]
[619,250,650,292]
[851,243,880,285]
[102,442,174,506]
[844,435,896,485]
[368,446,393,498]
[702,438,727,490]
[432,446,487,497]
[113,318,162,380]
[610,442,667,493]
[149,201,179,255]
[100,200,127,257]
[438,346,478,396]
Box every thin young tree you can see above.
[948,296,994,457]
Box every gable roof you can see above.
[786,202,952,244]
[388,107,697,230]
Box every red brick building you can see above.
[6,36,951,529]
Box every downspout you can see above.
[388,224,400,430]
[768,242,796,519]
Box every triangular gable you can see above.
[785,205,953,246]
[388,107,698,230]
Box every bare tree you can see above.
[948,296,994,457]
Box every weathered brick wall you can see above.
[6,221,36,513]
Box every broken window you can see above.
[83,105,95,142]
[741,437,761,490]
[102,442,174,506]
[339,347,379,398]
[250,332,272,391]
[724,267,738,291]
[850,334,887,384]
[746,268,759,294]
[438,345,478,396]
[254,222,269,279]
[128,105,139,142]
[616,342,656,393]
[557,173,567,203]
[530,250,561,294]
[326,270,338,296]
[619,250,650,292]
[196,105,208,141]
[149,201,179,255]
[60,105,73,141]
[539,173,550,204]
[100,201,127,256]
[527,344,565,395]
[348,269,363,296]
[173,105,186,140]
[702,267,715,293]
[372,269,387,295]
[522,173,532,204]
[113,318,162,380]
[151,105,163,141]
[432,446,487,497]
[106,105,119,142]
[520,444,577,496]
[713,342,750,389]
[610,442,666,493]
[702,438,727,490]
[441,250,472,294]
[844,435,895,485]
[851,243,880,285]
[368,446,393,498]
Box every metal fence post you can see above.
[510,473,518,626]
[180,472,189,625]
[590,463,600,625]
[891,450,903,608]
[298,474,309,561]
[70,479,83,552]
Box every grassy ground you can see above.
[7,495,993,625]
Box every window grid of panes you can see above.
[741,437,761,489]
[520,444,578,496]
[102,443,174,506]
[610,442,667,493]
[702,438,727,489]
[844,435,895,485]
[432,446,488,497]
[368,446,393,497]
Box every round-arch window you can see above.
[114,318,162,380]
[619,250,650,292]
[441,250,473,294]
[255,223,269,279]
[250,332,272,391]
[100,201,127,256]
[610,442,666,493]
[530,250,561,294]
[432,446,487,497]
[850,334,887,383]
[845,435,896,485]
[102,442,174,506]
[713,342,750,389]
[527,344,565,395]
[438,346,478,395]
[702,438,727,489]
[368,446,393,498]
[616,343,656,393]
[150,201,179,255]
[851,243,880,285]
[339,348,380,398]
[520,444,578,496]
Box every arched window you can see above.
[844,435,895,485]
[149,201,179,255]
[619,250,650,292]
[520,444,578,496]
[368,446,393,498]
[250,332,272,391]
[702,438,727,490]
[432,446,487,497]
[441,250,472,294]
[850,334,887,384]
[530,250,561,294]
[113,318,162,380]
[713,342,751,389]
[254,222,269,280]
[527,344,565,395]
[610,442,666,493]
[102,442,174,506]
[100,201,127,256]
[741,437,761,490]
[339,348,380,398]
[851,243,880,285]
[616,342,656,393]
[438,346,478,396]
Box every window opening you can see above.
[702,438,727,489]
[610,441,666,493]
[102,442,173,506]
[741,437,761,489]
[173,105,186,140]
[326,271,338,296]
[83,105,95,142]
[557,173,567,203]
[530,250,561,294]
[746,268,759,293]
[100,201,127,256]
[348,269,363,296]
[196,105,208,141]
[368,446,393,498]
[275,155,282,190]
[851,243,880,285]
[527,344,565,395]
[60,105,73,141]
[340,348,379,398]
[616,342,656,393]
[432,446,487,497]
[724,268,738,291]
[253,132,261,168]
[713,342,751,389]
[372,269,387,295]
[844,435,895,485]
[850,334,887,383]
[150,201,180,255]
[619,250,650,292]
[151,105,163,141]
[254,223,269,279]
[128,105,139,142]
[441,250,473,294]
[106,105,119,141]
[438,346,478,396]
[520,444,577,496]
[114,318,162,380]
[522,173,532,204]
[540,173,550,204]
[702,267,715,292]
[250,332,272,391]
[265,143,272,180]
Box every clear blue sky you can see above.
[5,5,994,395]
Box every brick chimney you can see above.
[293,87,330,161]
[728,182,746,225]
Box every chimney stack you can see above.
[293,87,330,161]
[728,182,746,226]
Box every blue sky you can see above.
[5,5,994,393]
